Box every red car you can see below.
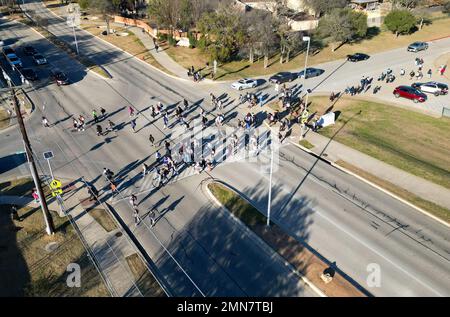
[393,85,427,103]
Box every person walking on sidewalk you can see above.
[183,98,189,110]
[96,124,103,136]
[100,107,106,118]
[129,194,138,208]
[78,115,86,131]
[87,184,99,201]
[142,163,149,178]
[92,109,99,123]
[163,113,169,129]
[42,116,50,128]
[128,106,135,117]
[130,118,137,132]
[107,120,115,132]
[149,134,155,146]
[427,68,432,79]
[133,208,142,227]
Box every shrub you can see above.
[157,33,168,41]
[168,35,177,46]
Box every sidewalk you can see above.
[127,26,192,81]
[0,180,151,297]
[269,119,450,210]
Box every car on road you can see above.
[51,69,69,85]
[269,72,296,84]
[33,53,48,65]
[6,53,23,68]
[347,53,370,62]
[298,67,324,79]
[231,78,258,90]
[0,39,4,47]
[393,85,427,103]
[21,68,38,81]
[2,46,15,56]
[407,41,428,52]
[23,45,38,56]
[412,81,448,96]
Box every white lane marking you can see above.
[314,208,444,296]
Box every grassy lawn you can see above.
[208,182,267,227]
[163,17,450,81]
[88,208,117,232]
[125,253,166,297]
[0,179,109,296]
[0,107,10,130]
[309,96,450,189]
[337,160,450,223]
[81,24,172,75]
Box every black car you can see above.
[269,72,296,84]
[23,45,38,56]
[21,68,38,81]
[51,70,69,85]
[347,53,370,62]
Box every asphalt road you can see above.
[0,1,449,296]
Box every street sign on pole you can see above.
[50,179,62,189]
[43,151,54,160]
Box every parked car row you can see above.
[1,44,68,85]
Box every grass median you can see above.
[0,178,109,296]
[309,96,450,190]
[207,181,366,297]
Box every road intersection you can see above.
[0,1,449,296]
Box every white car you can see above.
[412,82,448,96]
[33,53,48,65]
[7,53,22,68]
[231,78,257,90]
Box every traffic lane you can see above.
[0,18,88,87]
[210,146,450,296]
[121,175,317,296]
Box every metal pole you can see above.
[11,87,55,235]
[72,24,79,55]
[266,145,274,227]
[47,158,54,180]
[303,37,311,107]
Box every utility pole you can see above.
[266,144,274,227]
[10,87,55,235]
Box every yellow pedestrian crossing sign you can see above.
[51,189,63,197]
[50,179,62,189]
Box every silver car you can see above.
[407,42,428,52]
[33,53,48,65]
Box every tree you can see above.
[317,8,368,51]
[147,0,181,33]
[90,0,120,35]
[391,0,423,10]
[443,1,450,14]
[197,6,246,62]
[78,0,90,11]
[303,0,349,17]
[384,9,417,37]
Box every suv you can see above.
[412,82,448,96]
[393,85,427,103]
[51,70,69,85]
[7,53,23,68]
[269,72,296,84]
[407,42,428,52]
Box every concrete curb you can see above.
[203,180,327,297]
